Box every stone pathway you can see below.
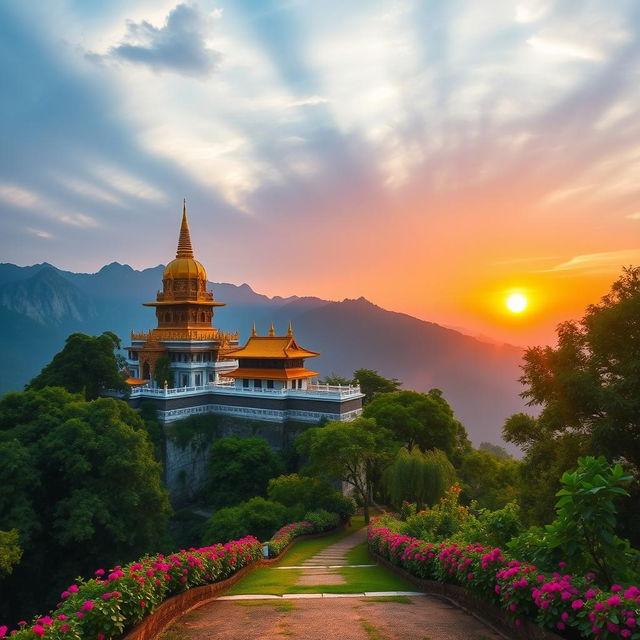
[159,528,505,640]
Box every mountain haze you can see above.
[0,262,527,447]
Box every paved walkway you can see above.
[159,528,504,640]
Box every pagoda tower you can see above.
[125,202,238,387]
[221,321,320,391]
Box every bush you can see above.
[304,509,340,532]
[455,502,523,549]
[404,486,468,541]
[267,474,356,523]
[202,498,287,544]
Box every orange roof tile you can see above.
[225,336,320,359]
[220,367,319,380]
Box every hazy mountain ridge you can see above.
[0,262,527,446]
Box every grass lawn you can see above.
[227,511,414,596]
[345,541,372,565]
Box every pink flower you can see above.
[16,623,26,628]
[80,601,94,611]
[572,599,584,609]
[607,595,622,607]
[561,612,569,621]
[611,584,622,593]
[60,625,70,633]
[68,585,79,593]
[0,627,7,639]
[32,626,45,638]
[97,635,105,640]
[585,589,596,599]
[621,631,631,639]
[140,601,146,608]
[56,615,68,620]
[556,622,565,630]
[36,617,52,626]
[627,618,637,628]
[95,569,105,576]
[61,591,70,599]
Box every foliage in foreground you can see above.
[369,522,640,640]
[0,387,171,625]
[503,267,640,534]
[0,517,339,639]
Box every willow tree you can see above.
[387,447,456,510]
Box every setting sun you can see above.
[506,293,528,313]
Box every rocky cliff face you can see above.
[0,265,98,324]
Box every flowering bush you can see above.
[1,515,338,640]
[268,522,314,556]
[369,521,640,639]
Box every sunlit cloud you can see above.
[527,36,602,61]
[26,227,53,239]
[54,175,124,206]
[90,164,165,202]
[541,250,640,275]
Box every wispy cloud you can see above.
[26,227,53,239]
[541,250,640,275]
[87,3,223,78]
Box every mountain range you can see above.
[0,262,528,449]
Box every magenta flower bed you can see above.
[0,528,290,640]
[368,523,640,640]
[268,521,314,556]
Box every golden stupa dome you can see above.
[163,202,207,281]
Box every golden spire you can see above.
[287,321,293,336]
[251,321,257,337]
[176,199,194,259]
[268,321,275,337]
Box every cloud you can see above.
[0,182,99,228]
[88,3,223,78]
[541,250,640,275]
[26,227,53,239]
[628,212,640,220]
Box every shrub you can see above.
[202,498,287,545]
[455,502,523,549]
[405,486,468,541]
[304,509,340,532]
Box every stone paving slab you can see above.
[276,564,376,569]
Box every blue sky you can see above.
[2,1,640,343]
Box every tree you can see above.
[386,447,456,510]
[320,373,352,386]
[364,389,470,463]
[0,529,22,577]
[457,447,520,511]
[353,368,401,404]
[297,417,394,523]
[503,267,640,530]
[0,387,171,624]
[478,441,512,459]
[154,354,173,389]
[27,331,128,399]
[207,437,284,508]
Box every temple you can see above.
[123,203,364,426]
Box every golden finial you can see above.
[287,321,293,336]
[251,321,257,337]
[268,321,275,337]
[176,199,194,259]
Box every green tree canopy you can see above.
[386,447,456,510]
[353,368,401,404]
[207,436,284,508]
[457,447,520,511]
[0,387,171,624]
[503,267,640,530]
[0,529,22,578]
[27,331,128,399]
[364,389,470,462]
[297,417,394,522]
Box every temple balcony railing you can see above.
[130,329,240,342]
[126,382,363,400]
